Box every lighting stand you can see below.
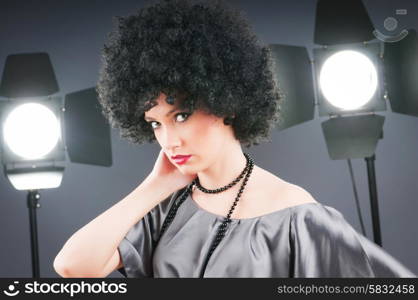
[365,154,382,246]
[27,190,41,278]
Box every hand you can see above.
[147,149,197,193]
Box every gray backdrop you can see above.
[0,0,417,277]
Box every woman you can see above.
[53,0,416,278]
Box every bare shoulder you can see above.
[253,165,318,207]
[281,182,318,205]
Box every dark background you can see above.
[0,0,417,277]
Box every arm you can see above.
[53,175,172,278]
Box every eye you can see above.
[175,112,191,122]
[149,121,160,129]
[147,112,191,130]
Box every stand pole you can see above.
[365,154,382,246]
[27,190,41,278]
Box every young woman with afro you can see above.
[54,0,416,278]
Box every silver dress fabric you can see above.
[117,184,416,278]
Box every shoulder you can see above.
[281,182,318,206]
[241,165,319,217]
[252,165,318,207]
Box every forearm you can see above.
[54,176,171,277]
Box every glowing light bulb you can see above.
[319,50,378,110]
[3,103,60,160]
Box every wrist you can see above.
[138,175,174,204]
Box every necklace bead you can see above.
[194,153,251,193]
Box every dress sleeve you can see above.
[116,187,185,278]
[289,203,416,277]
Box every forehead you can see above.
[143,92,214,120]
[144,93,180,118]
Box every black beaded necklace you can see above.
[154,153,254,278]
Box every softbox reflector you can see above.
[64,87,112,166]
[268,44,315,131]
[314,0,375,45]
[384,29,418,117]
[321,114,384,160]
[0,53,59,98]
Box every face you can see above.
[144,93,236,174]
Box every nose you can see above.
[159,125,182,151]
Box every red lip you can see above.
[171,155,192,165]
[171,155,191,159]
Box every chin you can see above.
[177,166,194,175]
[179,163,202,176]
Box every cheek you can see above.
[188,118,225,149]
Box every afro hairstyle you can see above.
[97,0,282,148]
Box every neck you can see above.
[196,142,247,190]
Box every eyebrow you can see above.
[144,108,178,121]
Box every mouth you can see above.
[171,155,192,165]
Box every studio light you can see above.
[319,50,378,110]
[269,0,418,248]
[3,102,61,160]
[313,42,385,117]
[0,52,113,278]
[313,0,388,247]
[0,98,65,191]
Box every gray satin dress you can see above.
[117,184,416,278]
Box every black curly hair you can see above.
[97,0,282,148]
